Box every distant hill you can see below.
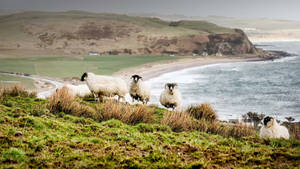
[130,13,300,42]
[0,11,259,56]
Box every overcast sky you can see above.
[1,0,300,20]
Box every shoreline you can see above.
[249,38,300,43]
[114,56,271,81]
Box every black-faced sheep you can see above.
[81,72,128,102]
[259,116,290,139]
[129,74,151,104]
[160,83,182,110]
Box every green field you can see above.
[0,55,179,78]
[0,74,35,89]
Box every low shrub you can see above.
[242,112,265,128]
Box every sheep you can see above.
[160,83,182,110]
[81,72,128,102]
[55,84,91,98]
[129,74,151,104]
[65,84,91,97]
[259,116,290,139]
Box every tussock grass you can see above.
[282,122,300,140]
[187,103,217,121]
[100,100,154,125]
[49,89,153,125]
[48,86,98,119]
[225,123,255,138]
[161,111,195,132]
[193,119,255,138]
[0,84,36,98]
[160,104,254,138]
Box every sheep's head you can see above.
[165,83,178,95]
[81,72,88,81]
[131,74,142,83]
[263,116,274,128]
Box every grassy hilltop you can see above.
[0,11,235,55]
[0,86,299,168]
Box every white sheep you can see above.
[81,72,128,102]
[129,74,151,104]
[65,84,91,97]
[160,83,182,110]
[259,116,290,139]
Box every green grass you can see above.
[0,11,234,47]
[0,94,299,168]
[0,74,35,89]
[170,20,234,34]
[0,55,178,78]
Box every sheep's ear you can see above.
[165,84,168,89]
[130,76,133,79]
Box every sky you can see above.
[1,0,300,20]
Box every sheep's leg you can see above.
[92,91,99,102]
[118,96,125,102]
[98,94,104,102]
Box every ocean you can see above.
[147,41,300,121]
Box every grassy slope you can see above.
[0,11,234,41]
[0,95,299,168]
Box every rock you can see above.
[15,131,23,137]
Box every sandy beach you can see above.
[114,56,268,81]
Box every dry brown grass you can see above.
[0,84,36,98]
[193,119,255,138]
[282,122,300,140]
[160,103,255,138]
[48,87,255,138]
[100,100,154,125]
[161,111,196,132]
[187,103,217,122]
[48,87,98,119]
[225,123,255,138]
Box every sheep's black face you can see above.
[263,116,273,126]
[166,83,178,93]
[131,74,142,83]
[81,72,88,81]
